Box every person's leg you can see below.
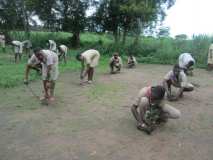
[87,68,91,81]
[128,62,134,68]
[42,80,50,99]
[110,62,114,73]
[89,67,94,81]
[183,83,194,92]
[19,53,22,62]
[15,53,18,63]
[207,64,213,71]
[162,104,181,119]
[116,64,121,72]
[49,81,55,100]
[63,53,67,64]
[164,80,172,99]
[58,53,62,61]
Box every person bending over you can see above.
[24,48,59,102]
[76,49,100,84]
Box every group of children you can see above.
[0,34,206,135]
[0,36,68,64]
[22,43,196,135]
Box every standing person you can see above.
[109,52,123,74]
[58,44,68,63]
[76,49,100,84]
[47,40,57,52]
[178,53,195,76]
[127,55,137,68]
[207,41,213,71]
[0,32,6,52]
[131,85,181,134]
[24,48,59,102]
[11,40,24,63]
[22,40,32,57]
[163,64,194,101]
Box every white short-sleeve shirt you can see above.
[12,40,23,54]
[164,70,187,88]
[81,49,100,67]
[48,40,57,52]
[28,50,59,80]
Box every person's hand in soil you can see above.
[137,123,153,135]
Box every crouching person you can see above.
[109,53,122,74]
[131,85,181,134]
[163,64,194,101]
[127,55,137,68]
[24,48,59,102]
[179,53,195,76]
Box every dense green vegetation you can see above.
[0,31,212,88]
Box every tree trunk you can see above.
[71,32,80,48]
[113,30,118,43]
[122,28,127,45]
[20,0,30,39]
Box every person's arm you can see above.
[163,71,173,97]
[174,87,184,99]
[82,64,90,79]
[109,57,113,64]
[80,61,87,80]
[119,57,123,66]
[134,57,137,64]
[127,58,130,64]
[138,97,149,125]
[24,55,38,84]
[163,80,171,97]
[174,72,186,99]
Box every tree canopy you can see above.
[0,0,176,46]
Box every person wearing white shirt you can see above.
[58,44,68,63]
[0,32,5,52]
[47,40,57,52]
[163,64,194,101]
[76,49,100,84]
[207,42,213,70]
[109,52,123,74]
[22,40,32,57]
[127,55,137,68]
[24,48,59,102]
[11,40,24,63]
[178,53,195,75]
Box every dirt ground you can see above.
[0,64,213,160]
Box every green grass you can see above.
[0,47,111,88]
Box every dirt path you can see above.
[0,64,213,160]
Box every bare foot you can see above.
[49,97,55,101]
[87,80,93,84]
